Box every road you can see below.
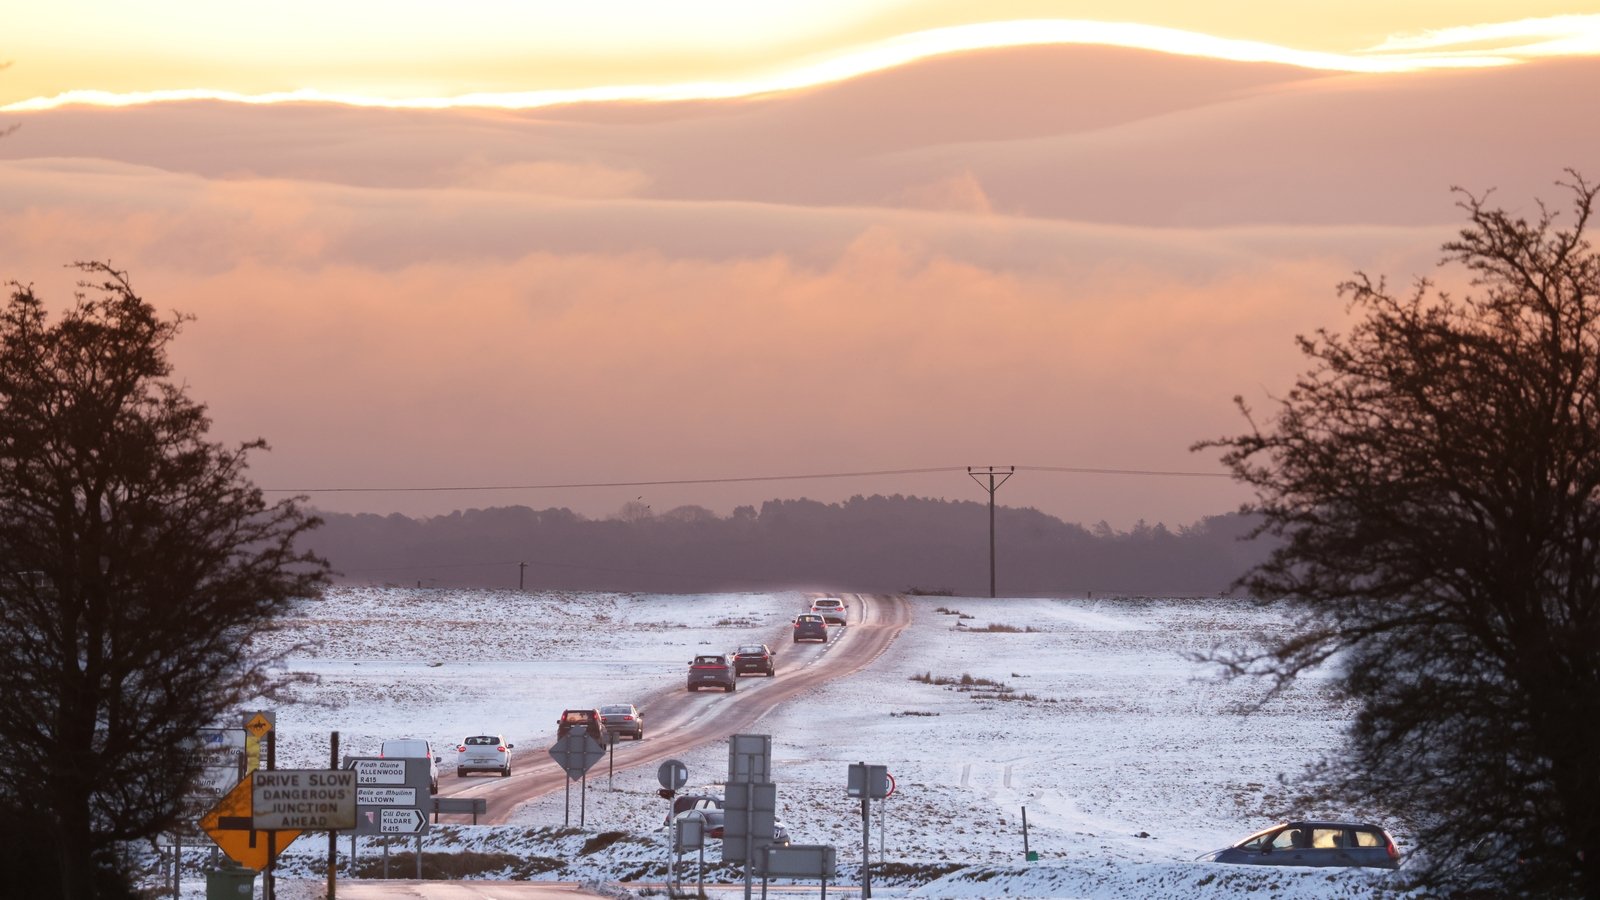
[433,592,911,824]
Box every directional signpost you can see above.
[548,733,606,826]
[344,757,430,836]
[378,808,428,833]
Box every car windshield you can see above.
[464,736,498,746]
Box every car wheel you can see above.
[456,767,466,778]
[636,731,644,740]
[769,667,776,676]
[501,766,510,778]
[727,683,736,692]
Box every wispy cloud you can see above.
[1367,14,1600,57]
[6,17,1566,114]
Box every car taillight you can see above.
[1386,839,1400,860]
[457,745,466,752]
[497,745,508,752]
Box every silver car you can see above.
[455,734,514,778]
[599,704,644,740]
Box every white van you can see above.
[379,738,442,793]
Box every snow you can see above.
[147,588,1423,898]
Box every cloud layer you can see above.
[2,47,1592,527]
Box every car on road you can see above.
[810,597,848,625]
[599,703,644,740]
[379,738,442,794]
[1197,821,1401,869]
[455,734,514,778]
[732,644,776,676]
[688,654,737,692]
[792,613,828,643]
[556,708,610,744]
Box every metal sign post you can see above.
[847,762,890,899]
[547,733,605,827]
[658,759,688,888]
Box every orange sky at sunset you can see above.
[3,4,1599,529]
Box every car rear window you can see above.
[562,710,594,722]
[694,656,725,665]
[464,735,498,746]
[1354,829,1383,847]
[381,740,428,757]
[600,706,632,715]
[737,646,765,654]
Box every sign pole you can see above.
[580,770,588,827]
[328,732,339,900]
[266,729,277,900]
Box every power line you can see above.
[263,463,1229,495]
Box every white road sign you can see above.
[351,759,407,785]
[379,808,428,833]
[250,769,356,831]
[356,786,417,806]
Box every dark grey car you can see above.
[1198,821,1401,869]
[792,614,828,643]
[687,654,736,692]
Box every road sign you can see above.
[250,769,356,830]
[346,756,431,836]
[243,712,274,739]
[200,777,302,870]
[378,808,427,833]
[658,759,688,791]
[848,762,890,799]
[356,786,417,806]
[349,758,407,785]
[547,733,605,779]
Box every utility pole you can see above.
[968,466,1014,598]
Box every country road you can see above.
[431,593,911,825]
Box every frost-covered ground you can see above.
[147,588,1424,899]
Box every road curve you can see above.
[435,593,911,824]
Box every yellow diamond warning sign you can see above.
[244,712,274,738]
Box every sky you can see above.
[3,4,1599,528]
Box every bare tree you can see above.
[1200,173,1600,896]
[0,263,328,898]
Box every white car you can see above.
[810,597,848,625]
[379,737,442,793]
[455,734,514,777]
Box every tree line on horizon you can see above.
[303,494,1271,596]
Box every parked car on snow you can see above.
[378,737,441,794]
[792,613,828,643]
[810,597,848,624]
[732,644,776,676]
[599,704,644,740]
[664,794,790,845]
[1198,821,1401,869]
[688,654,736,692]
[455,734,514,778]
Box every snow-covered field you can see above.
[151,588,1423,899]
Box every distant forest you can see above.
[302,494,1273,597]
